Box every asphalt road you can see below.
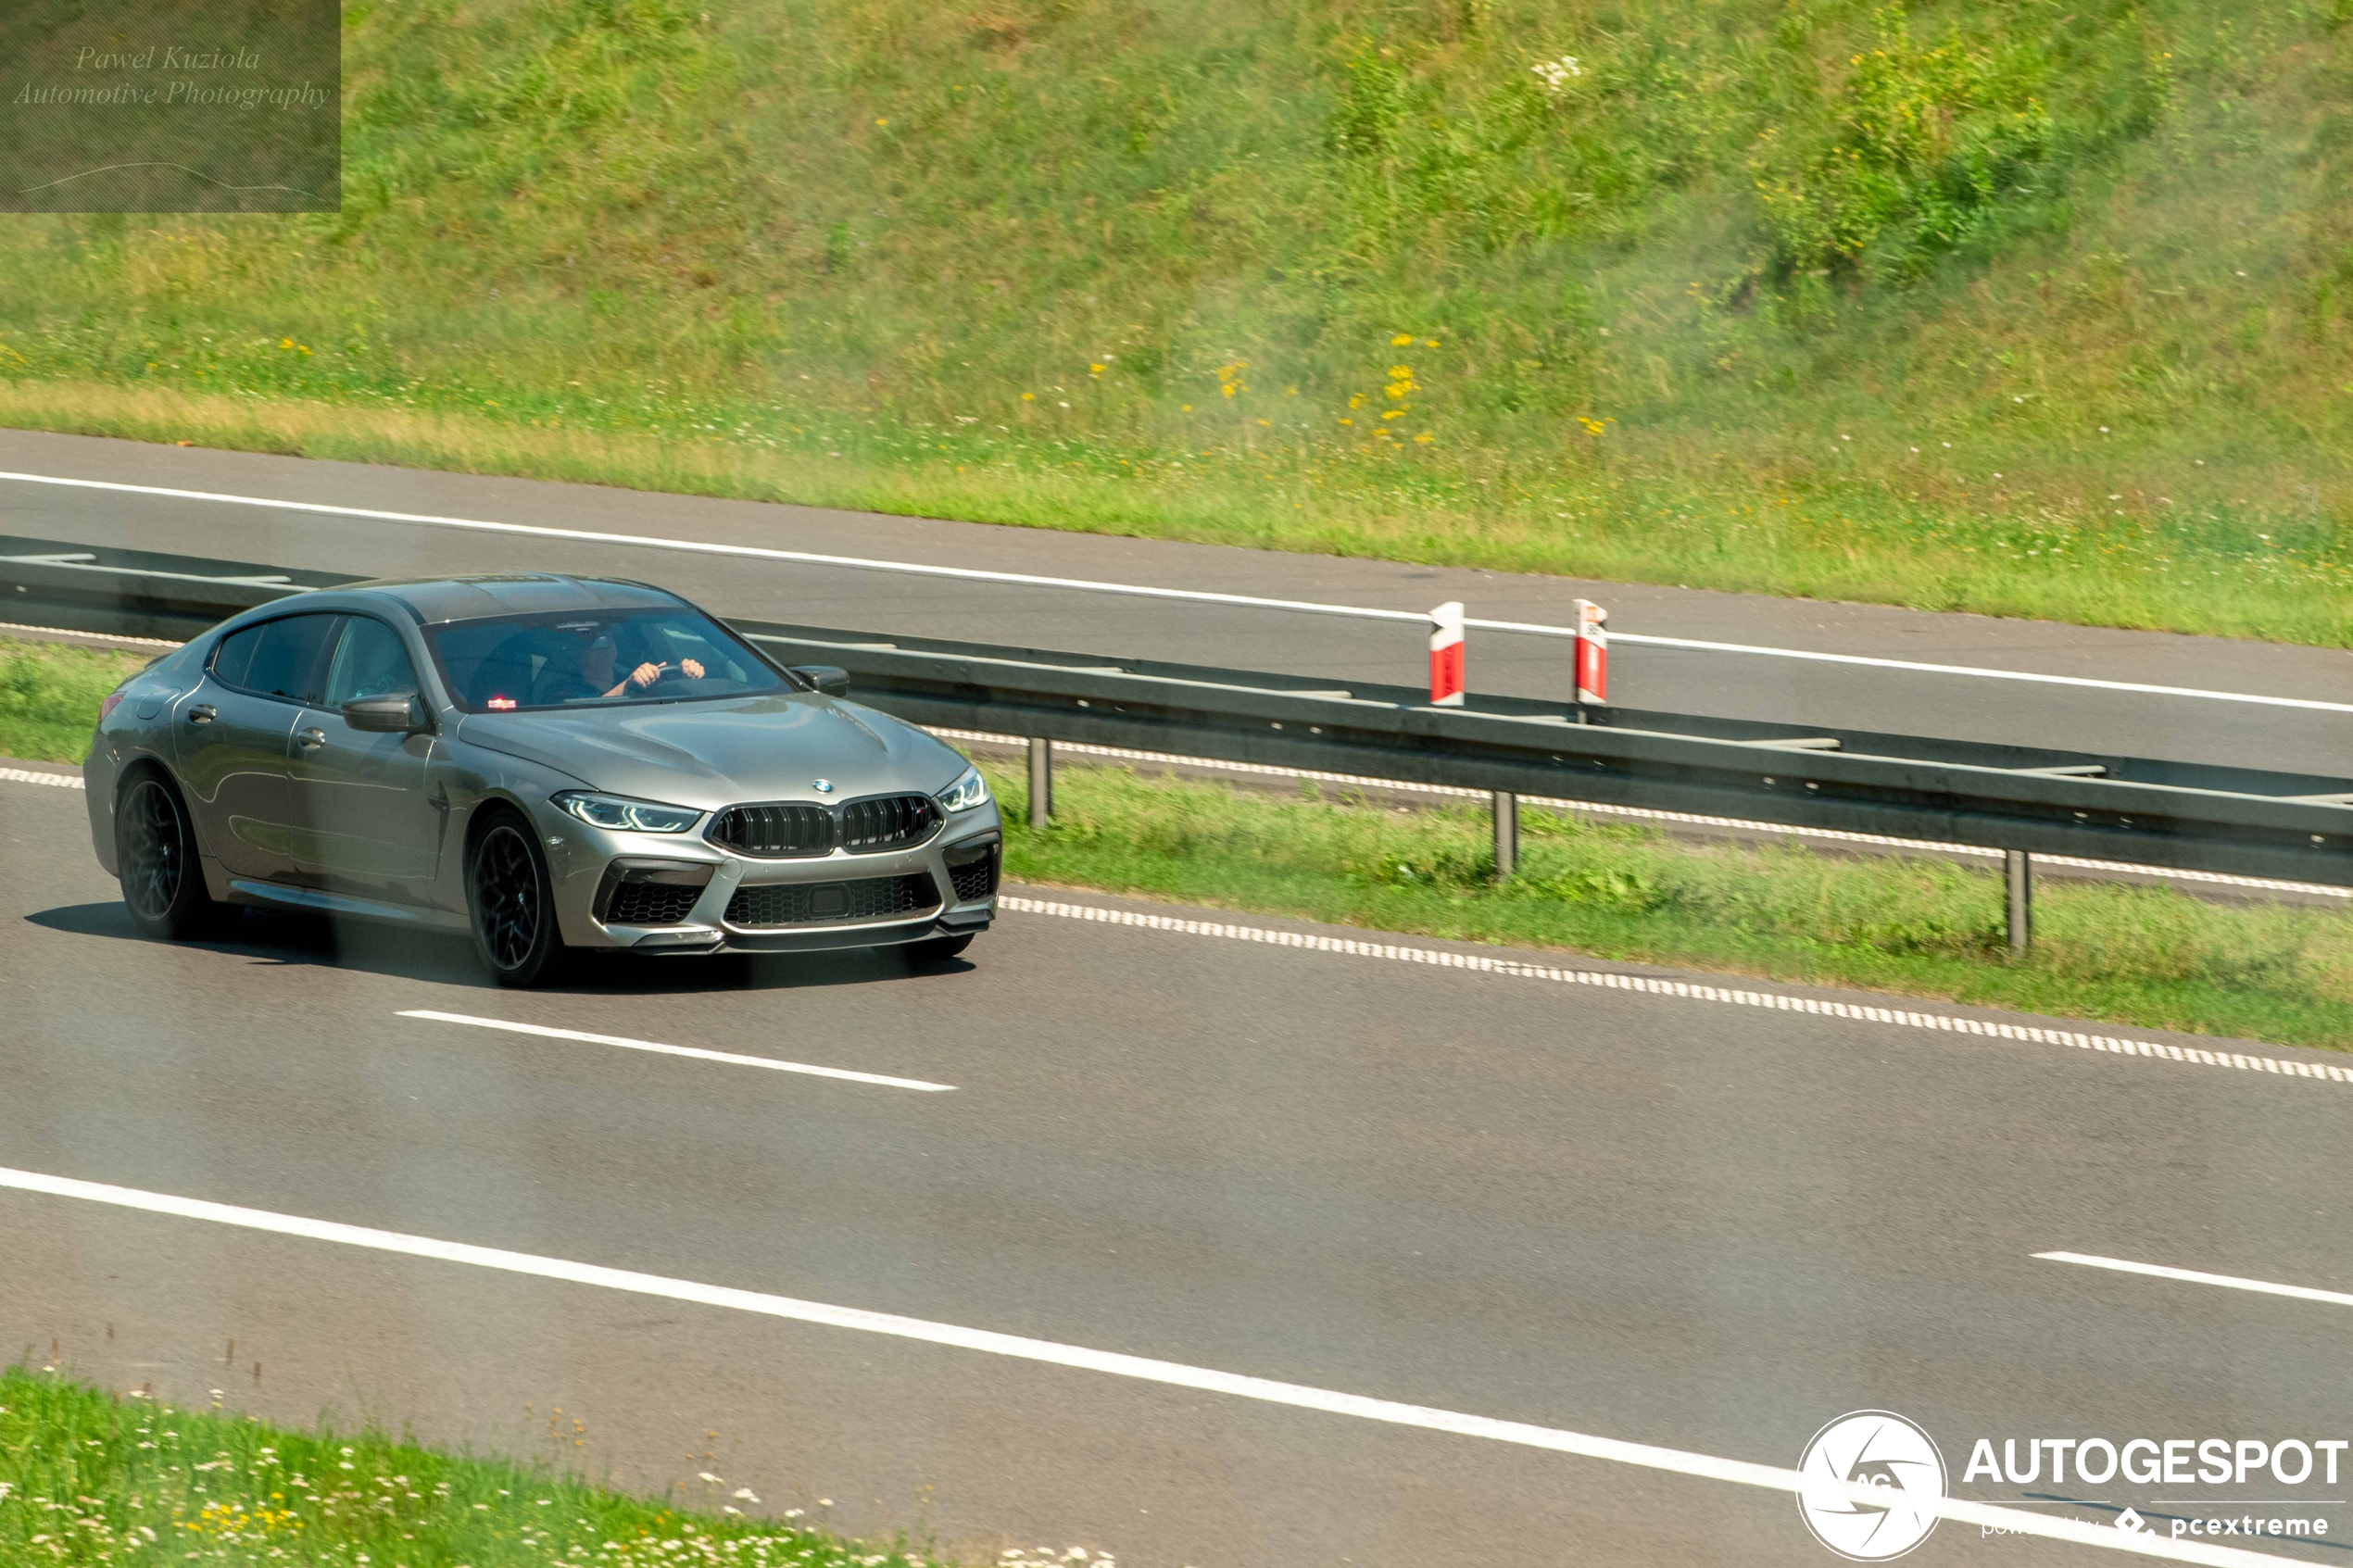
[4,428,2352,775]
[7,775,2353,1565]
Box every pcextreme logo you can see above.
[1795,1411,1947,1562]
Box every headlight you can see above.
[935,766,991,813]
[552,791,703,833]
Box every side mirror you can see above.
[790,665,850,697]
[344,692,432,734]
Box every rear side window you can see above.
[211,613,343,704]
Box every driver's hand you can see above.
[680,658,706,680]
[627,660,665,689]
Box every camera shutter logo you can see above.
[1796,1411,1946,1561]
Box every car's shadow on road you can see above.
[28,903,973,994]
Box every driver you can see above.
[558,631,706,701]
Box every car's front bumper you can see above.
[537,798,1001,955]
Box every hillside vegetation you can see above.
[6,0,2353,641]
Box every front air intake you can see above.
[724,872,941,927]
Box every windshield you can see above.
[426,607,787,713]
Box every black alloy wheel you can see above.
[116,772,217,939]
[468,813,563,986]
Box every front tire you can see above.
[467,809,565,987]
[116,771,220,940]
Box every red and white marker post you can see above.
[1573,598,1608,709]
[1428,601,1466,707]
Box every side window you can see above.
[211,624,263,690]
[210,613,342,704]
[324,617,422,708]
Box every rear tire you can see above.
[467,809,565,987]
[116,771,220,940]
[895,933,975,966]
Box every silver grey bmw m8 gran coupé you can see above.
[83,573,1000,985]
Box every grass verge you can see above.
[11,2,2353,644]
[0,642,153,766]
[12,643,2346,1051]
[980,759,2353,1053]
[8,378,2353,651]
[0,1366,1044,1568]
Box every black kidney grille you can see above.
[838,793,940,853]
[708,795,942,859]
[605,880,704,926]
[726,872,940,928]
[709,802,835,858]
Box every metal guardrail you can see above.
[7,537,2353,935]
[733,621,2353,890]
[0,534,352,641]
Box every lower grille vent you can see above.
[947,844,1000,902]
[726,872,940,928]
[606,881,704,925]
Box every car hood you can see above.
[454,694,968,809]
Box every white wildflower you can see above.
[1530,56,1583,93]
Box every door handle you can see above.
[186,704,216,725]
[296,727,326,749]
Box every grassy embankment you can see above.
[17,639,2353,1049]
[0,1366,1042,1568]
[0,641,150,766]
[7,2,2353,643]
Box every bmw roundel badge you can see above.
[812,779,835,793]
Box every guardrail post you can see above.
[1492,791,1517,880]
[1027,737,1053,829]
[2005,850,2032,953]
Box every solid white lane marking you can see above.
[1,468,2340,714]
[0,469,1429,625]
[396,1010,956,1092]
[0,767,82,789]
[2037,1252,2353,1310]
[1602,629,2353,714]
[929,727,2353,901]
[0,1165,2292,1565]
[999,897,2353,1090]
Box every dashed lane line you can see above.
[13,767,2334,1091]
[396,1010,957,1092]
[1000,897,2353,1091]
